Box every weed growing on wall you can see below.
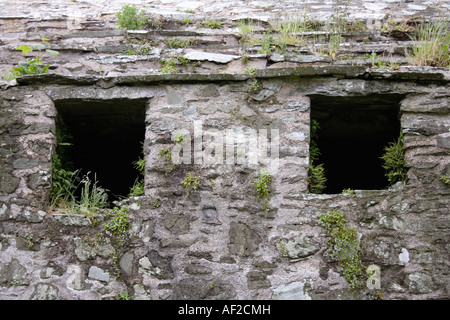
[319,211,367,292]
[159,55,201,73]
[165,37,198,49]
[158,148,175,174]
[81,207,131,275]
[118,290,134,300]
[342,188,355,195]
[104,207,130,247]
[177,55,202,72]
[200,20,224,29]
[3,37,59,80]
[277,238,288,256]
[116,4,146,30]
[129,142,145,197]
[103,207,131,273]
[408,18,450,67]
[151,199,161,208]
[381,19,414,33]
[259,31,274,55]
[308,119,327,193]
[182,172,201,199]
[308,163,326,193]
[8,57,48,78]
[244,66,260,91]
[238,19,259,46]
[129,177,144,197]
[180,16,193,26]
[50,153,76,208]
[78,173,109,216]
[51,126,109,215]
[51,172,109,216]
[324,0,350,59]
[50,126,78,209]
[78,206,131,277]
[380,131,407,185]
[25,233,34,249]
[254,170,273,212]
[158,132,188,174]
[272,13,312,47]
[160,58,179,74]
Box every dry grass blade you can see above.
[408,18,450,67]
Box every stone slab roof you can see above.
[0,0,449,82]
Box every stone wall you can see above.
[0,0,449,301]
[1,67,449,300]
[1,0,449,79]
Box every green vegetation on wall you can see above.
[51,125,109,216]
[103,207,130,247]
[319,211,367,292]
[244,66,260,91]
[254,170,273,213]
[408,18,450,68]
[182,172,201,199]
[308,119,327,193]
[3,38,59,80]
[50,126,78,209]
[129,142,145,197]
[380,131,407,185]
[115,4,146,31]
[200,20,224,29]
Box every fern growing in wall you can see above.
[380,131,407,185]
[50,126,79,209]
[129,142,145,197]
[308,119,327,193]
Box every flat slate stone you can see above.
[184,51,240,64]
[14,66,449,87]
[88,266,110,282]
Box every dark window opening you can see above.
[310,94,403,194]
[54,98,147,202]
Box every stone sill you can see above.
[12,65,450,87]
[285,188,401,201]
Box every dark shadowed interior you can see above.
[310,94,403,194]
[55,98,146,201]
